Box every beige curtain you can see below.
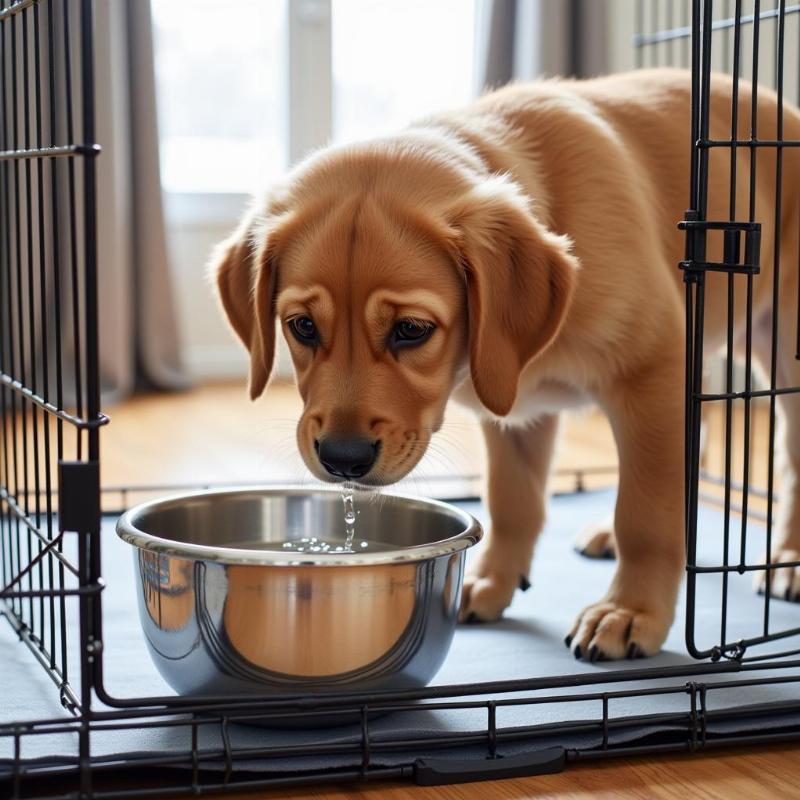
[475,0,608,91]
[93,0,188,400]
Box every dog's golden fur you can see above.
[213,69,800,660]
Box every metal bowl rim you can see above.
[115,485,482,567]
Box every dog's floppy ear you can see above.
[211,198,285,400]
[446,175,578,416]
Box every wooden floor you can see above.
[248,746,800,799]
[99,379,617,500]
[101,381,798,799]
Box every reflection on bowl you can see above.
[116,487,482,698]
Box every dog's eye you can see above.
[289,316,318,344]
[391,319,434,350]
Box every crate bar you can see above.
[46,0,69,686]
[762,0,787,639]
[700,138,800,146]
[10,0,36,641]
[0,0,12,621]
[720,0,743,650]
[0,604,81,712]
[0,0,36,23]
[77,1,101,796]
[0,142,99,159]
[32,0,57,678]
[22,0,46,663]
[684,0,714,660]
[62,0,84,458]
[0,374,109,427]
[634,2,800,47]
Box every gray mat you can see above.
[3,489,800,773]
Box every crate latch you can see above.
[679,215,761,276]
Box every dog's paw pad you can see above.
[575,522,617,560]
[566,601,669,661]
[753,548,800,601]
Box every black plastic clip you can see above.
[414,747,566,786]
[678,216,761,276]
[58,460,100,533]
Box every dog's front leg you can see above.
[459,414,558,622]
[567,358,685,660]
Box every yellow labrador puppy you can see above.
[212,69,800,661]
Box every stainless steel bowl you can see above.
[116,487,482,698]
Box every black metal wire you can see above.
[2,0,800,796]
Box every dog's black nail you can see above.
[464,612,478,624]
[564,634,573,648]
[589,645,600,663]
[519,575,531,592]
[602,549,615,560]
[573,645,583,661]
[626,642,638,660]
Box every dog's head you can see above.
[212,140,577,485]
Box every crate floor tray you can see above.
[3,488,800,774]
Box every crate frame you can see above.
[3,0,800,796]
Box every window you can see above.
[332,1,477,144]
[150,0,477,378]
[152,0,477,195]
[151,0,287,194]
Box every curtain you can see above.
[475,0,609,91]
[0,0,187,414]
[93,0,188,400]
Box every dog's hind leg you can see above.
[753,278,800,600]
[575,516,617,559]
[459,413,559,622]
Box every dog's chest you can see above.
[454,377,592,424]
[511,379,592,421]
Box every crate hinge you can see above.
[58,460,101,533]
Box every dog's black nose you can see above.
[316,436,378,479]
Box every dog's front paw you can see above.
[459,568,527,623]
[566,601,671,661]
[754,548,800,601]
[574,518,616,559]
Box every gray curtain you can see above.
[475,0,609,91]
[1,0,186,412]
[93,0,188,400]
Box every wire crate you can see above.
[3,1,800,796]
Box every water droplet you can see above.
[341,481,357,551]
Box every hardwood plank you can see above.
[165,745,800,800]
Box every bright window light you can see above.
[332,0,477,143]
[151,0,477,194]
[151,0,287,194]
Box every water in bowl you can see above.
[224,483,396,553]
[224,537,397,554]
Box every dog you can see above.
[212,68,800,661]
